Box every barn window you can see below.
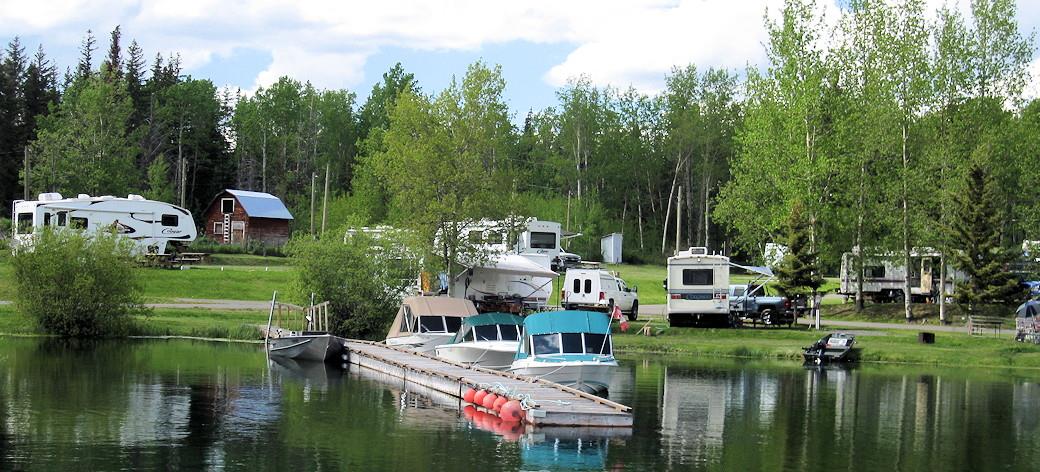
[213,222,224,234]
[221,198,235,213]
[161,214,178,227]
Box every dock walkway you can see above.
[341,339,632,427]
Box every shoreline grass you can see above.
[0,304,266,341]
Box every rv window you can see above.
[584,279,592,293]
[57,212,67,226]
[161,214,178,227]
[561,333,584,353]
[69,217,88,229]
[444,316,463,333]
[221,198,234,213]
[487,231,505,245]
[584,333,611,355]
[530,231,557,249]
[474,325,498,341]
[500,325,519,341]
[468,230,484,244]
[15,213,33,234]
[532,334,561,355]
[418,316,446,333]
[866,266,885,278]
[682,269,713,286]
[43,213,51,226]
[732,286,746,297]
[572,278,581,294]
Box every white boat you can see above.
[385,296,478,353]
[434,312,524,370]
[508,310,618,393]
[268,330,343,362]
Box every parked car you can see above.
[551,250,582,272]
[561,268,639,320]
[728,284,794,327]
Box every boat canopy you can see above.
[386,296,478,339]
[1017,300,1040,318]
[449,312,524,344]
[459,254,558,278]
[522,310,611,336]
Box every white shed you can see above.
[601,233,623,264]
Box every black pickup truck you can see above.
[728,284,795,327]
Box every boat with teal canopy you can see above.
[509,310,617,393]
[434,312,524,370]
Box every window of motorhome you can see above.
[487,231,504,245]
[866,266,885,278]
[530,231,557,249]
[57,212,67,226]
[161,214,178,226]
[468,230,483,244]
[221,198,234,213]
[682,269,713,286]
[70,217,88,229]
[15,213,32,234]
[43,213,51,226]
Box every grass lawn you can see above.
[205,253,292,267]
[613,320,1040,370]
[136,265,293,301]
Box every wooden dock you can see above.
[340,339,633,428]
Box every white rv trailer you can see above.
[838,248,964,303]
[666,247,732,327]
[11,192,197,255]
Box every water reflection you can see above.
[2,337,1040,471]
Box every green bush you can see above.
[287,226,419,339]
[187,235,286,257]
[11,228,145,336]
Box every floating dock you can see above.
[340,339,633,428]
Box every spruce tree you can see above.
[775,201,823,298]
[948,161,1023,312]
[75,30,96,82]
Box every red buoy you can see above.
[462,404,477,420]
[482,393,499,410]
[463,387,477,403]
[500,400,524,423]
[493,395,508,412]
[473,389,488,405]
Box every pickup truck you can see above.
[728,284,795,327]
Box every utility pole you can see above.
[310,172,316,236]
[321,164,329,235]
[675,186,681,255]
[179,157,187,208]
[23,147,30,200]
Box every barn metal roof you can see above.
[225,189,294,220]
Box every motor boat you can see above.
[434,312,523,370]
[385,296,478,353]
[802,332,856,364]
[508,310,618,393]
[268,329,344,362]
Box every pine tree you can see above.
[775,201,824,298]
[75,30,96,82]
[948,161,1023,312]
[102,26,122,81]
[22,45,59,142]
[1,37,27,208]
[124,40,146,131]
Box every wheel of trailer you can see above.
[761,309,774,326]
[628,301,639,321]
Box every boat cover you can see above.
[449,312,524,343]
[386,296,478,339]
[522,310,611,336]
[461,254,558,278]
[1016,300,1040,318]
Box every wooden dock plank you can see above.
[339,338,633,427]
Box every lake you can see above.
[1,337,1038,471]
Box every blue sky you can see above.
[2,0,1038,117]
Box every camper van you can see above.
[12,193,197,255]
[666,247,731,326]
[838,248,963,303]
[561,268,639,320]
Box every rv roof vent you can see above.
[127,194,145,201]
[38,192,63,201]
[99,195,115,200]
[77,194,91,199]
[688,247,708,255]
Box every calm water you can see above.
[1,337,1039,471]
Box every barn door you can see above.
[230,221,245,243]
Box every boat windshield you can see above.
[500,325,519,341]
[529,332,613,356]
[532,334,561,355]
[584,333,612,355]
[474,325,499,341]
[444,316,463,333]
[561,333,584,353]
[418,316,446,333]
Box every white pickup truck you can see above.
[561,268,639,320]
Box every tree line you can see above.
[1,1,1037,307]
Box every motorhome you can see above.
[838,248,963,303]
[665,247,731,327]
[11,193,197,255]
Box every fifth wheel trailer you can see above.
[12,193,197,255]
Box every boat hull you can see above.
[509,360,617,393]
[385,333,455,353]
[269,334,344,363]
[435,341,518,370]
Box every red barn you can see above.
[202,189,294,246]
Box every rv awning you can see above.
[461,254,558,278]
[730,263,774,277]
